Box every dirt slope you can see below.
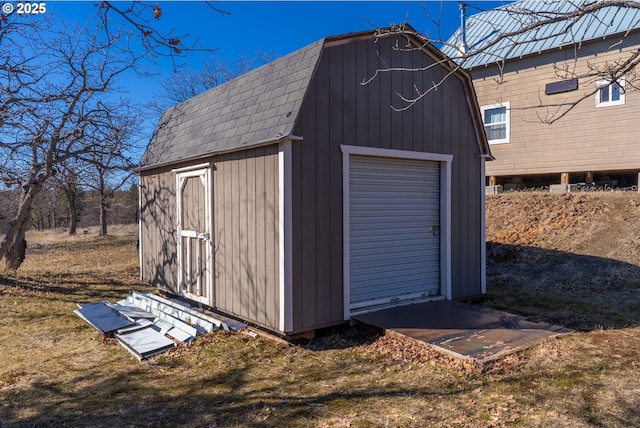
[486,192,640,264]
[484,192,640,331]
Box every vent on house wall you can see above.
[545,79,578,95]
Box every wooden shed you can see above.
[138,26,492,336]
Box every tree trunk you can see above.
[99,199,107,236]
[98,173,108,237]
[66,188,77,235]
[63,170,78,236]
[5,225,26,271]
[0,178,44,269]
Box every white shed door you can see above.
[176,168,213,305]
[349,155,441,312]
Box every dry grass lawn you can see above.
[1,213,640,427]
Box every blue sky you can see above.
[38,1,506,152]
[46,2,506,90]
[48,1,504,59]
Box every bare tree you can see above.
[29,181,65,230]
[56,166,81,235]
[369,1,640,123]
[80,105,139,237]
[151,51,274,113]
[0,2,216,270]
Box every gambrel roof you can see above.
[140,40,324,169]
[442,0,640,69]
[140,26,491,170]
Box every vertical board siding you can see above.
[265,145,279,328]
[142,34,484,334]
[291,141,304,327]
[254,147,267,324]
[332,44,351,325]
[301,63,319,327]
[472,34,640,177]
[291,34,484,331]
[213,147,280,329]
[140,146,281,332]
[366,40,381,149]
[140,172,178,293]
[231,152,241,315]
[400,45,414,153]
[314,47,336,326]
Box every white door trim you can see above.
[340,145,453,320]
[138,176,143,281]
[175,167,213,305]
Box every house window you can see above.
[481,102,510,145]
[596,79,625,107]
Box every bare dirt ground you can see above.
[485,192,640,331]
[1,201,640,427]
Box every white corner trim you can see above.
[340,145,454,319]
[207,166,215,302]
[138,176,143,281]
[278,140,293,332]
[480,159,487,295]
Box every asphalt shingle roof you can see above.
[140,39,324,169]
[442,0,640,68]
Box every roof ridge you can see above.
[442,0,640,68]
[167,37,326,113]
[140,37,327,169]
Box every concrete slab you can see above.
[353,300,572,364]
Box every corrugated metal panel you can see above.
[443,0,640,68]
[349,156,441,309]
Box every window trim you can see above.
[480,102,510,145]
[595,78,625,108]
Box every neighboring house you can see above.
[138,26,491,336]
[443,0,640,190]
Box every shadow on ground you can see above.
[484,242,640,331]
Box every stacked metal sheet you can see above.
[74,291,245,360]
[74,302,135,334]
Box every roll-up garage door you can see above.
[349,155,441,312]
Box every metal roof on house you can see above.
[442,0,640,69]
[139,39,324,169]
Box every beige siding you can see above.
[140,170,178,293]
[291,35,485,331]
[212,146,280,330]
[140,146,281,331]
[472,33,640,177]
